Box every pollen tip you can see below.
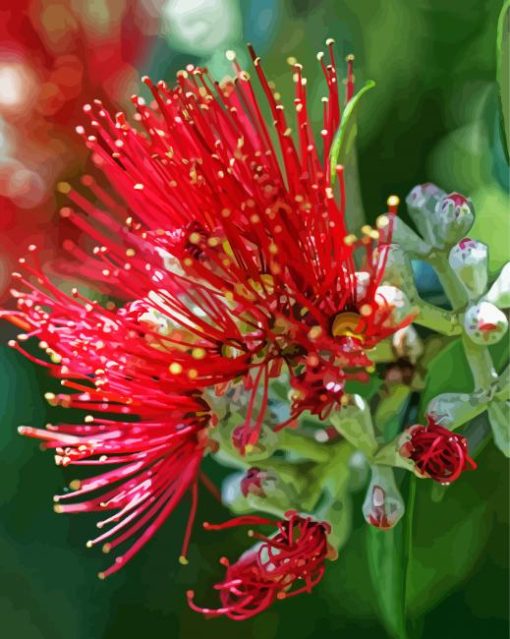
[86,540,93,548]
[326,37,335,46]
[225,49,236,62]
[202,521,210,529]
[247,529,255,538]
[346,53,355,62]
[57,181,71,194]
[186,589,194,599]
[387,195,400,211]
[178,555,189,565]
[102,543,111,554]
[53,504,63,514]
[69,479,81,490]
[97,572,106,580]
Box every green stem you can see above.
[277,429,332,463]
[403,475,417,633]
[429,250,497,394]
[413,300,461,336]
[461,335,498,392]
[428,252,467,311]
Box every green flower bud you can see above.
[362,466,405,529]
[448,238,488,300]
[406,182,446,244]
[434,193,475,247]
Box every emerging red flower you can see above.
[400,419,477,483]
[187,511,333,620]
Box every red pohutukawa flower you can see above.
[187,511,334,620]
[30,42,412,447]
[400,419,477,483]
[3,41,410,578]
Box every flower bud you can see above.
[362,466,404,529]
[406,182,446,244]
[434,193,474,247]
[484,262,510,309]
[392,325,423,364]
[240,467,277,498]
[222,468,296,516]
[231,423,279,459]
[399,419,476,484]
[374,285,414,328]
[448,238,488,299]
[463,301,508,345]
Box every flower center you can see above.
[331,312,364,340]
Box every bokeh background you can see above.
[0,1,508,637]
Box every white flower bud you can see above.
[374,285,413,327]
[392,325,423,364]
[449,238,488,299]
[463,301,508,345]
[362,466,405,529]
[406,182,446,244]
[434,193,475,247]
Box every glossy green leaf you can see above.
[366,476,415,639]
[487,399,510,457]
[329,80,375,183]
[417,337,509,421]
[406,444,505,615]
[497,0,510,160]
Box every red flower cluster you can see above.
[401,419,477,483]
[3,42,410,585]
[187,512,333,620]
[48,43,409,448]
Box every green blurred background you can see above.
[1,1,508,637]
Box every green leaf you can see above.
[329,80,376,180]
[366,476,415,639]
[497,0,510,161]
[406,444,505,616]
[487,399,510,457]
[328,80,375,232]
[417,337,509,421]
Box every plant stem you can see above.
[403,475,417,636]
[428,252,467,311]
[461,334,498,392]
